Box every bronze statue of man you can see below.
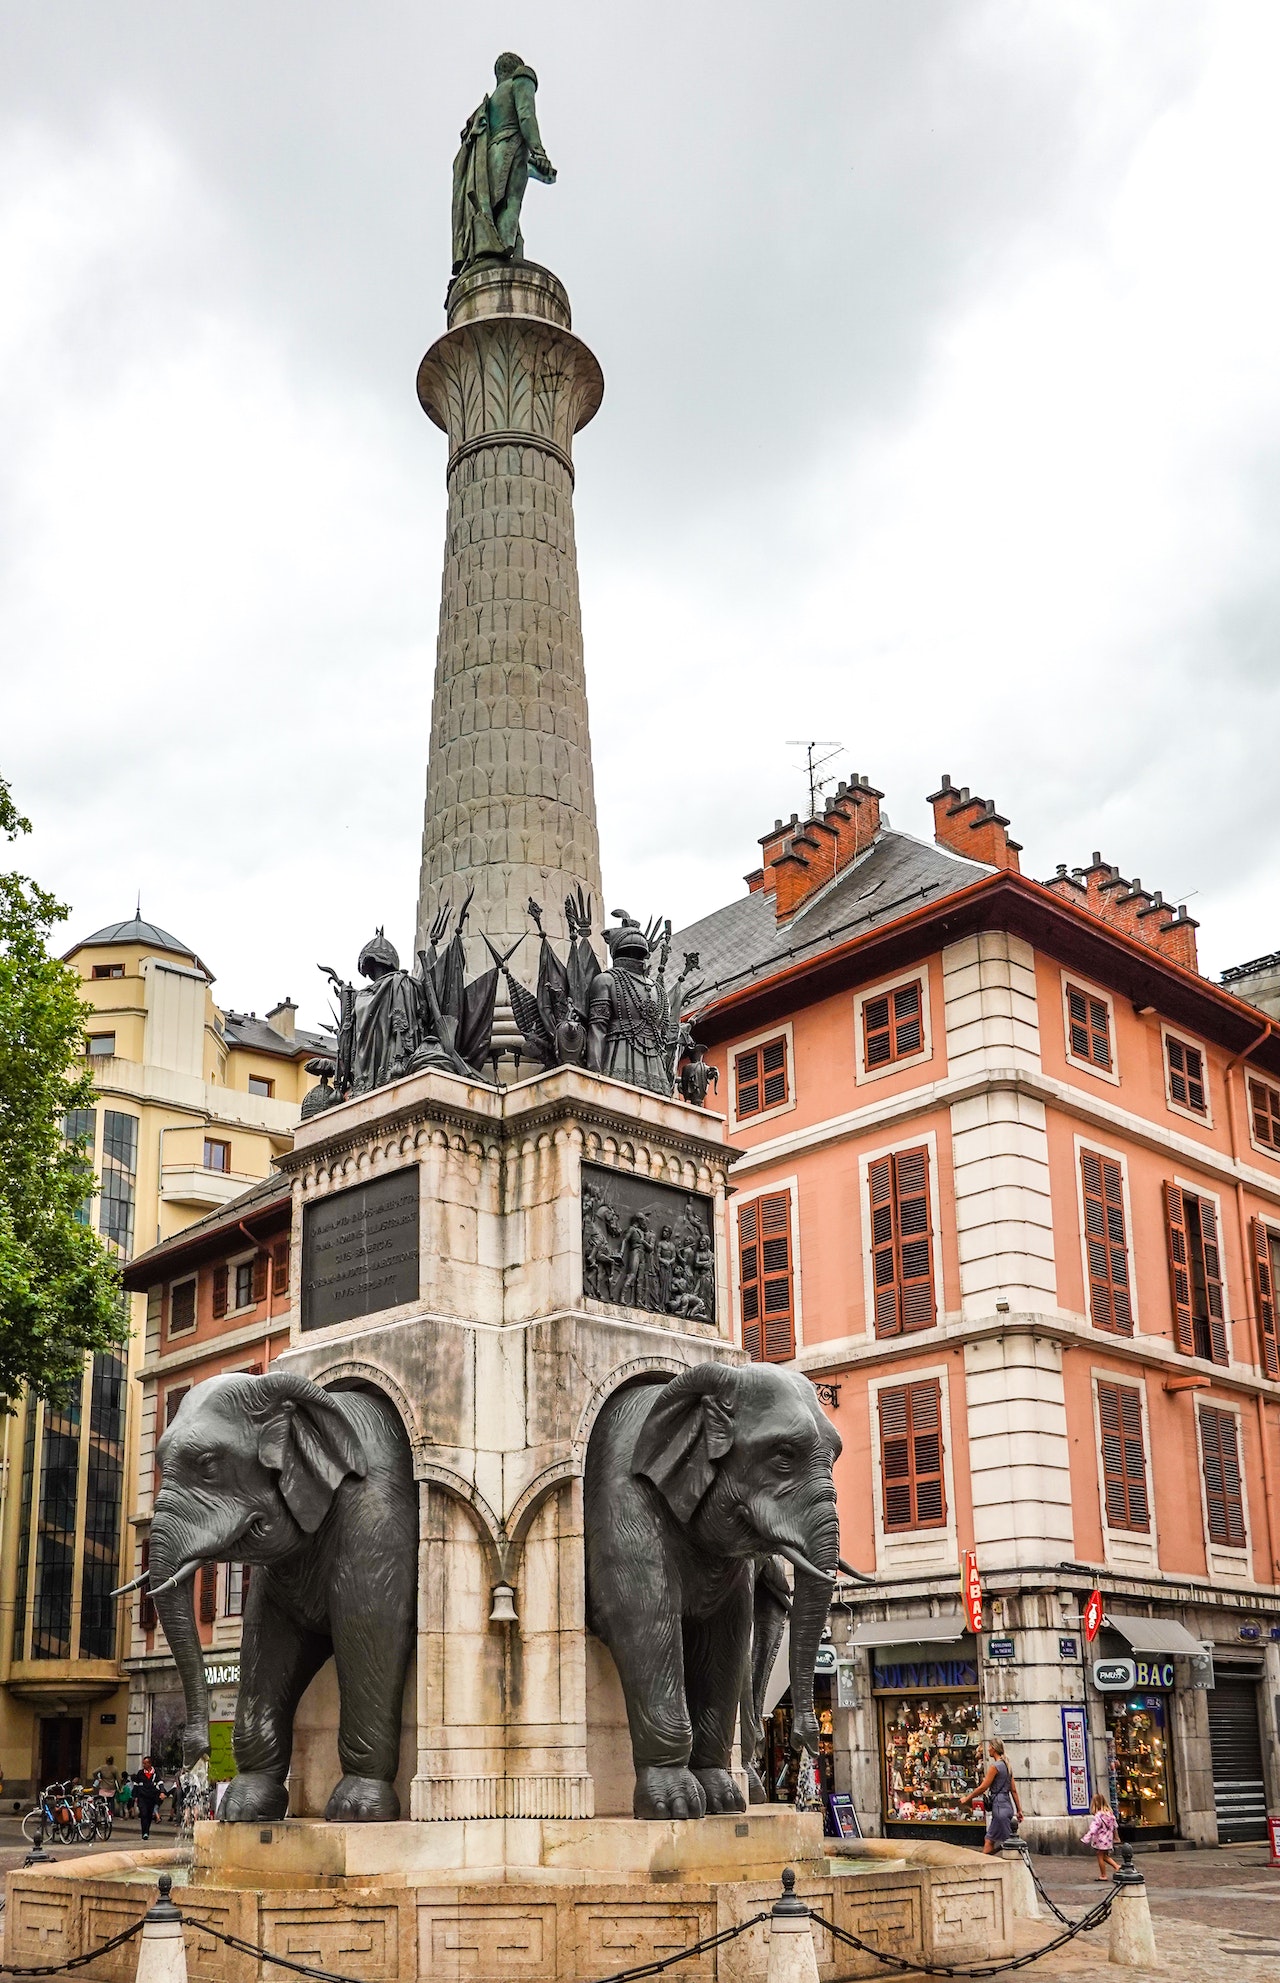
[452,53,556,276]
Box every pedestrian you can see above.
[117,1771,133,1820]
[962,1737,1023,1854]
[133,1757,161,1841]
[1081,1792,1120,1878]
[95,1756,119,1813]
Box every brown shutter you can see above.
[738,1193,794,1362]
[198,1562,218,1625]
[164,1385,190,1427]
[864,981,924,1069]
[252,1252,269,1303]
[735,1047,761,1117]
[1067,985,1112,1070]
[212,1263,228,1320]
[1081,1151,1132,1334]
[1097,1381,1149,1532]
[1251,1219,1280,1379]
[1199,1406,1246,1548]
[878,1380,945,1531]
[1164,1184,1195,1355]
[1198,1197,1228,1365]
[271,1245,289,1296]
[871,1147,935,1338]
[864,995,893,1068]
[1249,1077,1280,1151]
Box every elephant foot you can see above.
[219,1773,288,1823]
[633,1765,707,1822]
[325,1775,400,1823]
[693,1766,747,1815]
[745,1764,768,1806]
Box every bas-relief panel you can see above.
[575,1900,716,1979]
[263,1901,401,1981]
[417,1900,559,1981]
[581,1163,714,1322]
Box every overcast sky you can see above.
[3,2,1278,1028]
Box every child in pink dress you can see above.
[1081,1793,1119,1877]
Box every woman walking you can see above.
[133,1758,162,1842]
[963,1737,1023,1853]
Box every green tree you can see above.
[0,773,127,1406]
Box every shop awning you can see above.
[1103,1614,1205,1656]
[846,1613,968,1649]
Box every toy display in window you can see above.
[880,1696,984,1824]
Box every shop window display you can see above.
[764,1686,835,1809]
[1105,1694,1176,1835]
[880,1695,985,1828]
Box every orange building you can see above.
[676,774,1280,1849]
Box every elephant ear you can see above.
[255,1373,368,1534]
[631,1362,737,1523]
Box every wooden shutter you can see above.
[1250,1219,1280,1379]
[1199,1405,1246,1548]
[198,1562,218,1626]
[139,1538,157,1634]
[1080,1151,1132,1333]
[734,1036,788,1119]
[271,1245,289,1296]
[1167,1037,1206,1112]
[1097,1381,1149,1531]
[164,1385,190,1427]
[252,1252,269,1303]
[1066,985,1112,1070]
[738,1192,794,1362]
[169,1280,195,1332]
[1248,1078,1280,1151]
[1164,1184,1195,1356]
[212,1263,228,1320]
[863,980,924,1069]
[878,1380,945,1531]
[1199,1196,1228,1365]
[869,1147,935,1337]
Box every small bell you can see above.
[489,1581,517,1624]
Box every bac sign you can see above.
[963,1550,983,1635]
[1083,1589,1104,1643]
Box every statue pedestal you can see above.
[278,1062,740,1824]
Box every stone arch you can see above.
[571,1352,687,1465]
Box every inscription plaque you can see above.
[581,1162,714,1321]
[301,1166,420,1332]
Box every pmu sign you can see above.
[1092,1658,1175,1692]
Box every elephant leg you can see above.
[223,1587,329,1823]
[684,1584,750,1816]
[606,1609,707,1821]
[325,1596,411,1822]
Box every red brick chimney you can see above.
[747,776,883,920]
[1043,853,1199,972]
[926,775,1022,872]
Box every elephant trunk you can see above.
[149,1527,210,1768]
[785,1504,839,1757]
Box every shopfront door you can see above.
[1104,1692,1177,1840]
[1207,1673,1267,1843]
[38,1716,82,1787]
[871,1647,985,1844]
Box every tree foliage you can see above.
[0,773,127,1407]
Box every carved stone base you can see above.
[410,1774,595,1821]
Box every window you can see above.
[139,1538,156,1635]
[734,1035,789,1120]
[248,1075,274,1098]
[862,979,924,1070]
[1199,1405,1246,1549]
[99,1110,138,1259]
[878,1380,945,1530]
[168,1279,196,1336]
[869,1147,935,1337]
[204,1138,231,1172]
[1166,1035,1207,1115]
[164,1385,190,1428]
[1097,1382,1149,1531]
[86,1033,116,1057]
[1164,1184,1227,1363]
[225,1562,251,1617]
[271,1245,289,1297]
[63,1108,96,1226]
[212,1265,228,1320]
[198,1562,218,1626]
[1249,1219,1280,1380]
[79,1352,126,1659]
[92,963,124,980]
[1248,1078,1280,1153]
[1065,984,1112,1072]
[1080,1151,1132,1334]
[233,1261,254,1310]
[738,1191,795,1361]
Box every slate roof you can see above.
[221,1010,335,1062]
[671,829,993,1010]
[67,916,210,978]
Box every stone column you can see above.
[415,262,605,972]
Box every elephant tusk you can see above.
[837,1556,876,1585]
[776,1542,836,1584]
[110,1571,150,1598]
[146,1559,202,1600]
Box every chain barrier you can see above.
[194,1908,773,1983]
[0,1918,144,1977]
[810,1886,1118,1981]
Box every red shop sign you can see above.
[963,1550,983,1635]
[1083,1590,1104,1644]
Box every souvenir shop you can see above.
[870,1641,985,1843]
[1098,1660,1178,1840]
[762,1650,837,1809]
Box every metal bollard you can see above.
[766,1868,820,1983]
[134,1872,188,1983]
[22,1811,55,1868]
[1000,1837,1042,1920]
[1107,1845,1157,1968]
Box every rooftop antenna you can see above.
[135,889,141,920]
[786,740,844,819]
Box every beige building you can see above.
[0,916,330,1798]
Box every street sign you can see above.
[1059,1637,1079,1659]
[987,1637,1016,1661]
[1083,1589,1104,1643]
[963,1550,983,1635]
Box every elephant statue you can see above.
[147,1369,416,1823]
[584,1359,841,1821]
